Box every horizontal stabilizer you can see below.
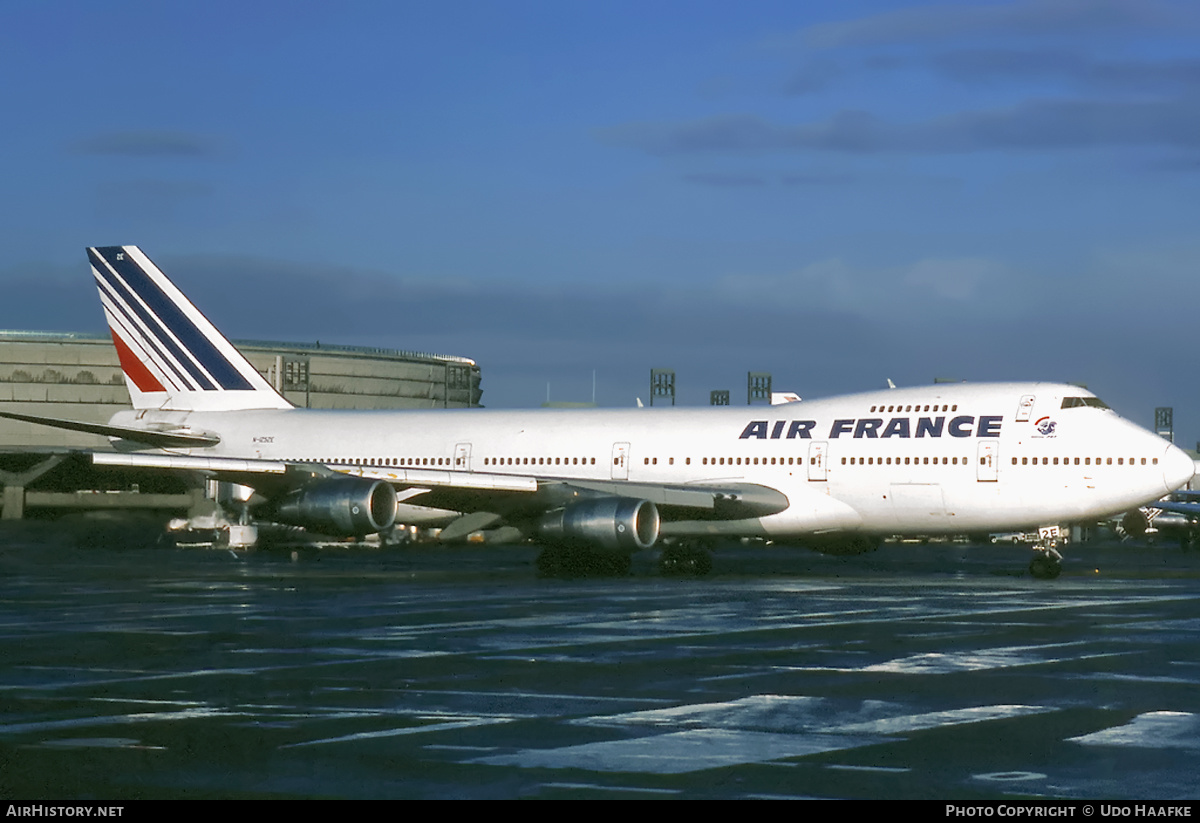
[0,410,220,448]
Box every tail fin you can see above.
[88,246,293,412]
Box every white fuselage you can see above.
[116,382,1195,539]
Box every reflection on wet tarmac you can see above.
[2,534,1199,798]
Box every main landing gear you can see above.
[1028,526,1064,580]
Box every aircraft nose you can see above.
[1162,442,1196,493]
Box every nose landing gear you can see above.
[1029,525,1064,580]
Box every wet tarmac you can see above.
[2,523,1200,799]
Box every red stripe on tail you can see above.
[110,330,166,393]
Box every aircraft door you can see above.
[612,442,630,480]
[1016,395,1035,422]
[977,441,998,482]
[808,441,828,481]
[454,442,472,471]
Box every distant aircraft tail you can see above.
[88,246,293,412]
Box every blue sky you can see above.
[2,1,1198,443]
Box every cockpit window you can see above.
[1061,396,1110,410]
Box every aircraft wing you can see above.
[1165,489,1200,500]
[1147,499,1200,519]
[93,452,534,486]
[529,478,789,519]
[91,452,788,520]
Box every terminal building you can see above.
[0,330,482,520]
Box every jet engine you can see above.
[273,478,398,536]
[538,497,660,552]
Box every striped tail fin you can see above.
[88,246,293,412]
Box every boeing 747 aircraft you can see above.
[1,246,1193,577]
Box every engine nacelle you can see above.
[274,478,397,536]
[538,497,660,552]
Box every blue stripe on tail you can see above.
[89,247,253,392]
